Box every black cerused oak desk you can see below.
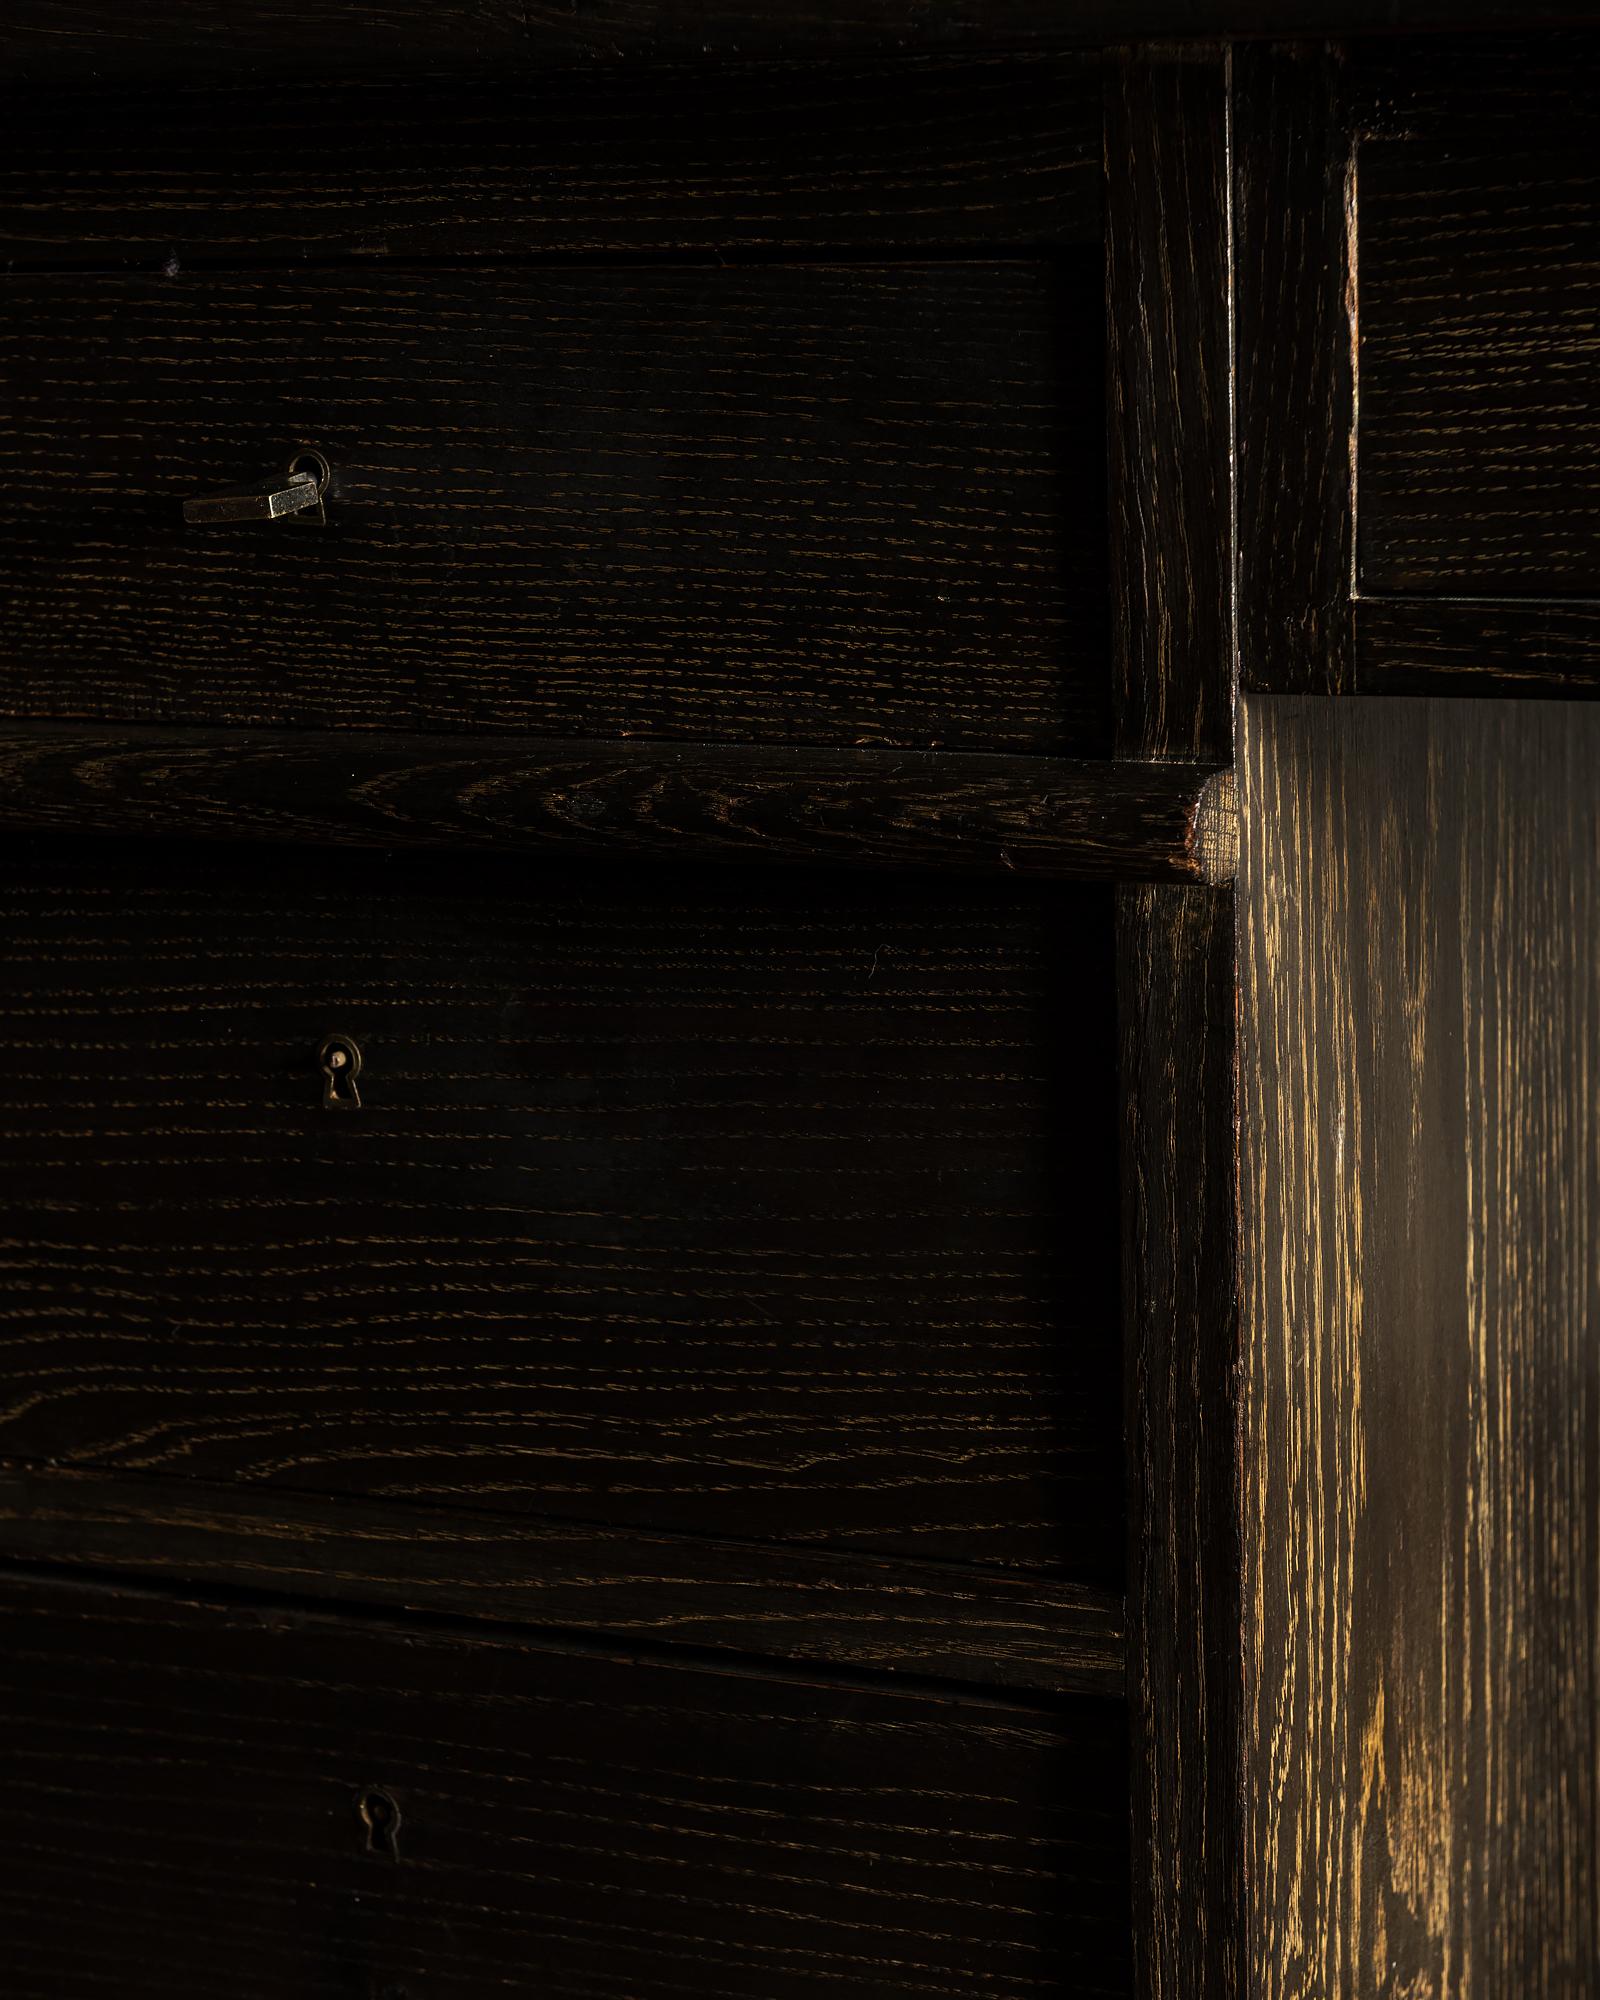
[0,9,1595,1997]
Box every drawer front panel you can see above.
[1358,138,1600,594]
[0,1575,1133,1998]
[0,264,1106,754]
[0,839,1121,1579]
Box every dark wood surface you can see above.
[1239,693,1600,1994]
[1351,28,1600,128]
[1118,886,1240,2000]
[0,263,1107,755]
[0,1571,1134,1998]
[0,59,1101,264]
[1233,43,1354,698]
[1234,36,1600,700]
[1356,597,1600,698]
[0,835,1125,1582]
[0,1463,1124,1696]
[1344,39,1600,696]
[12,25,1600,2000]
[0,721,1238,885]
[6,0,1600,81]
[1357,134,1600,594]
[1103,50,1241,2000]
[1106,48,1234,764]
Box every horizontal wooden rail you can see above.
[1357,596,1600,700]
[0,1465,1125,1699]
[1,3,1587,84]
[0,721,1237,883]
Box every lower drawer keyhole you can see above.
[355,1786,401,1860]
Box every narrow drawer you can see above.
[0,1573,1133,1998]
[0,261,1106,754]
[0,837,1122,1581]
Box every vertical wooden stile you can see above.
[1237,694,1600,1996]
[1105,44,1242,2000]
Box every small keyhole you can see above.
[356,1786,401,1860]
[319,1032,363,1110]
[287,445,331,495]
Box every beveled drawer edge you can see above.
[0,719,1235,885]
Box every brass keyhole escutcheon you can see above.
[356,1786,401,1860]
[319,1032,363,1110]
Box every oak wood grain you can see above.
[1106,47,1234,764]
[1351,29,1600,132]
[0,1571,1134,1998]
[0,1462,1124,1696]
[0,834,1125,1581]
[1118,885,1240,2000]
[1357,133,1600,594]
[1239,693,1600,1995]
[0,262,1108,755]
[1104,49,1241,2000]
[0,722,1238,885]
[0,59,1102,264]
[1356,596,1600,698]
[1234,42,1355,697]
[3,0,1595,81]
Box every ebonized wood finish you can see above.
[0,44,1184,1998]
[1356,598,1600,699]
[17,23,1600,2000]
[1347,41,1600,693]
[4,0,1595,81]
[0,264,1107,755]
[1233,41,1355,700]
[1358,135,1600,594]
[1237,35,1600,702]
[0,722,1237,885]
[0,58,1102,263]
[0,836,1125,1582]
[1106,47,1235,765]
[1239,693,1600,1994]
[1106,47,1241,2000]
[1351,26,1600,125]
[0,1572,1134,1998]
[0,1463,1124,1697]
[1119,886,1240,2000]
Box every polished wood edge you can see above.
[0,1463,1125,1699]
[0,721,1234,884]
[1356,596,1600,698]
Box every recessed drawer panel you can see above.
[0,838,1121,1580]
[0,263,1106,754]
[1358,139,1600,594]
[0,1574,1133,1998]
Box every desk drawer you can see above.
[0,837,1121,1581]
[0,1573,1132,1998]
[0,262,1106,754]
